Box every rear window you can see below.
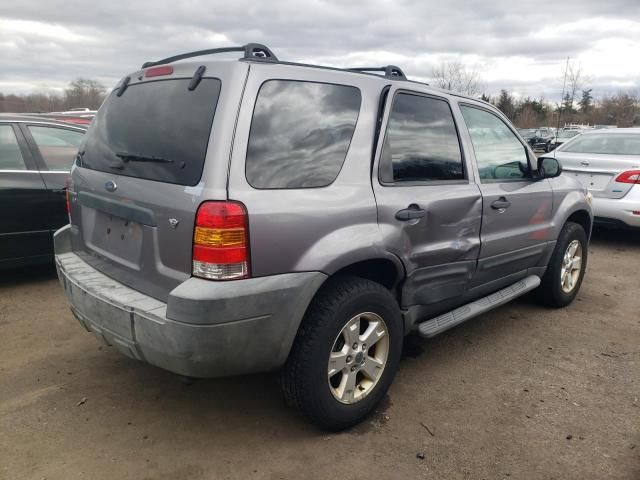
[79,78,221,185]
[245,80,361,189]
[561,133,640,155]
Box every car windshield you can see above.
[561,133,640,155]
[558,131,579,139]
[519,129,536,139]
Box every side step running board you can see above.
[417,275,541,338]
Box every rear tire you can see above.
[535,221,588,307]
[280,276,403,431]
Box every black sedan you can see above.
[0,115,86,269]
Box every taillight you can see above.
[192,201,250,280]
[65,177,72,223]
[615,170,640,184]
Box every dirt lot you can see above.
[1,229,639,480]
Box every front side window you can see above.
[380,93,464,183]
[0,124,26,171]
[460,106,529,182]
[246,80,361,189]
[28,126,84,170]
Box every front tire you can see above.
[280,276,403,431]
[536,222,588,307]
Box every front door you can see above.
[20,123,86,234]
[0,123,50,267]
[373,90,482,308]
[458,104,553,288]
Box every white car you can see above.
[552,128,640,228]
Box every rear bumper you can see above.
[592,186,640,228]
[54,225,326,378]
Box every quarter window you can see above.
[380,93,464,183]
[0,125,26,171]
[246,80,361,189]
[460,106,529,182]
[28,126,84,171]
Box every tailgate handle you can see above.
[491,197,511,210]
[78,192,157,227]
[396,204,426,221]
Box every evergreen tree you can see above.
[579,89,593,113]
[496,89,516,121]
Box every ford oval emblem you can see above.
[105,180,117,192]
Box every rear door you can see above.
[458,103,553,288]
[0,123,50,266]
[20,123,85,232]
[373,89,482,308]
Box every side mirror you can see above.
[537,157,562,179]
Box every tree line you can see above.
[483,89,639,129]
[432,60,639,129]
[2,69,639,129]
[0,78,107,113]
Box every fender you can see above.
[549,176,594,238]
[292,222,405,284]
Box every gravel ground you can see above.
[0,228,638,480]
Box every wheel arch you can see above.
[566,209,593,238]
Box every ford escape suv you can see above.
[54,43,592,431]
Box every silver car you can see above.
[552,128,640,228]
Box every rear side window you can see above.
[380,93,464,183]
[246,80,361,189]
[460,105,529,182]
[0,125,26,170]
[561,134,640,155]
[79,78,221,186]
[28,126,84,171]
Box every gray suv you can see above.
[54,44,592,430]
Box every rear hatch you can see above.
[555,132,640,199]
[68,62,243,301]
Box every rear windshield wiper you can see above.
[115,152,174,164]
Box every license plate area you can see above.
[86,210,143,268]
[569,172,612,191]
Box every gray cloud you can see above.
[1,0,639,99]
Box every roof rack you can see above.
[141,43,278,69]
[347,65,407,81]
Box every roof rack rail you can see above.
[347,65,407,81]
[141,43,278,69]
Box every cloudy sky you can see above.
[1,0,639,101]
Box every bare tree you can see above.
[431,61,484,96]
[565,61,591,109]
[516,104,537,128]
[0,78,107,113]
[64,78,107,110]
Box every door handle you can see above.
[395,205,426,221]
[491,197,511,210]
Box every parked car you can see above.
[0,115,86,269]
[547,129,580,151]
[54,43,592,431]
[530,130,554,151]
[550,128,640,229]
[518,129,553,151]
[518,128,537,141]
[26,111,96,126]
